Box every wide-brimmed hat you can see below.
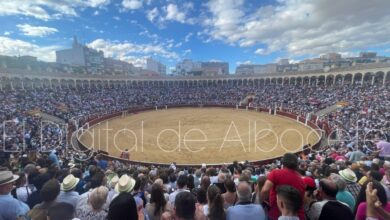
[0,171,19,185]
[61,174,80,191]
[339,168,357,182]
[108,175,119,189]
[115,174,136,193]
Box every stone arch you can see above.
[318,75,325,86]
[303,76,310,86]
[310,76,317,86]
[353,73,363,85]
[326,75,334,86]
[290,77,296,85]
[335,74,343,85]
[363,72,373,85]
[296,77,302,85]
[344,74,353,85]
[385,71,390,85]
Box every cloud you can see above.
[17,24,58,37]
[204,0,390,56]
[236,60,252,65]
[0,36,60,61]
[165,4,186,23]
[148,3,194,26]
[3,31,12,36]
[0,0,111,20]
[87,38,179,62]
[184,32,193,42]
[121,0,143,10]
[254,48,266,55]
[146,8,159,23]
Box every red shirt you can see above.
[267,168,305,220]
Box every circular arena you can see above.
[78,106,321,165]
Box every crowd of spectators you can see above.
[0,80,389,220]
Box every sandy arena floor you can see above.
[79,108,320,165]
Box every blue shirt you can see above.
[97,159,108,170]
[336,190,356,210]
[226,203,266,220]
[57,190,80,209]
[0,194,30,220]
[49,152,59,167]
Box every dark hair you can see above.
[276,185,302,213]
[256,176,267,192]
[196,188,207,204]
[71,168,82,179]
[207,185,225,220]
[176,175,188,189]
[369,170,383,182]
[282,153,298,169]
[187,175,195,191]
[88,165,98,177]
[175,191,196,219]
[224,179,236,193]
[150,184,166,217]
[32,173,51,191]
[319,179,338,198]
[169,173,177,183]
[159,172,169,184]
[48,202,74,220]
[40,179,60,202]
[107,193,138,220]
[354,181,388,216]
[90,171,105,189]
[200,176,211,190]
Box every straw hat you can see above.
[115,174,136,193]
[61,174,80,191]
[338,168,357,183]
[0,171,19,186]
[109,175,119,189]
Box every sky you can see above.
[1,0,390,74]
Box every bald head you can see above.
[319,179,338,198]
[237,181,252,203]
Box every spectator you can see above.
[226,181,266,220]
[339,168,361,199]
[76,186,109,220]
[276,185,303,220]
[171,191,200,220]
[71,168,86,195]
[47,202,75,220]
[328,173,356,210]
[222,178,237,208]
[206,185,225,220]
[0,171,30,219]
[252,175,267,204]
[307,179,353,220]
[146,183,168,220]
[168,175,188,205]
[11,171,35,203]
[349,146,365,162]
[107,192,140,220]
[302,176,317,219]
[28,179,61,220]
[57,174,80,209]
[261,153,305,220]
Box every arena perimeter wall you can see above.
[74,105,323,167]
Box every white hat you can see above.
[115,174,136,193]
[0,171,19,186]
[61,174,80,191]
[339,168,357,182]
